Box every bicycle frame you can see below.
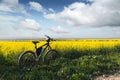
[18,35,58,68]
[34,41,52,60]
[38,41,52,50]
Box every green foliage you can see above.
[0,46,120,80]
[0,52,6,65]
[62,49,82,59]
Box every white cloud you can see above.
[29,1,55,14]
[48,8,55,13]
[3,0,18,5]
[0,0,28,15]
[112,27,120,34]
[0,31,41,40]
[0,17,42,39]
[0,3,13,12]
[20,19,41,31]
[29,1,44,12]
[45,0,120,27]
[0,14,24,28]
[50,26,69,33]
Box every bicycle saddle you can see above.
[32,41,39,45]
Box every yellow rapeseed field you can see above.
[0,39,120,56]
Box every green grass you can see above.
[0,46,120,80]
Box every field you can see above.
[0,39,120,80]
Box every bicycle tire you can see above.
[44,49,59,65]
[18,50,36,69]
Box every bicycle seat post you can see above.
[35,44,37,50]
[32,41,39,50]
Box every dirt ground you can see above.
[95,71,120,80]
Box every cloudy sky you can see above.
[0,0,120,39]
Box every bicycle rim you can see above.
[18,51,36,69]
[44,50,58,65]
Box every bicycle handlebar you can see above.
[45,35,50,39]
[45,35,55,42]
[32,35,54,45]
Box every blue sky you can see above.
[0,0,120,39]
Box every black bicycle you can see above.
[18,35,59,69]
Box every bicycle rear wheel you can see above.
[18,51,36,69]
[44,50,59,65]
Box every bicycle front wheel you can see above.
[18,51,36,69]
[44,50,59,65]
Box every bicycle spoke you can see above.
[18,51,36,70]
[44,50,59,65]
